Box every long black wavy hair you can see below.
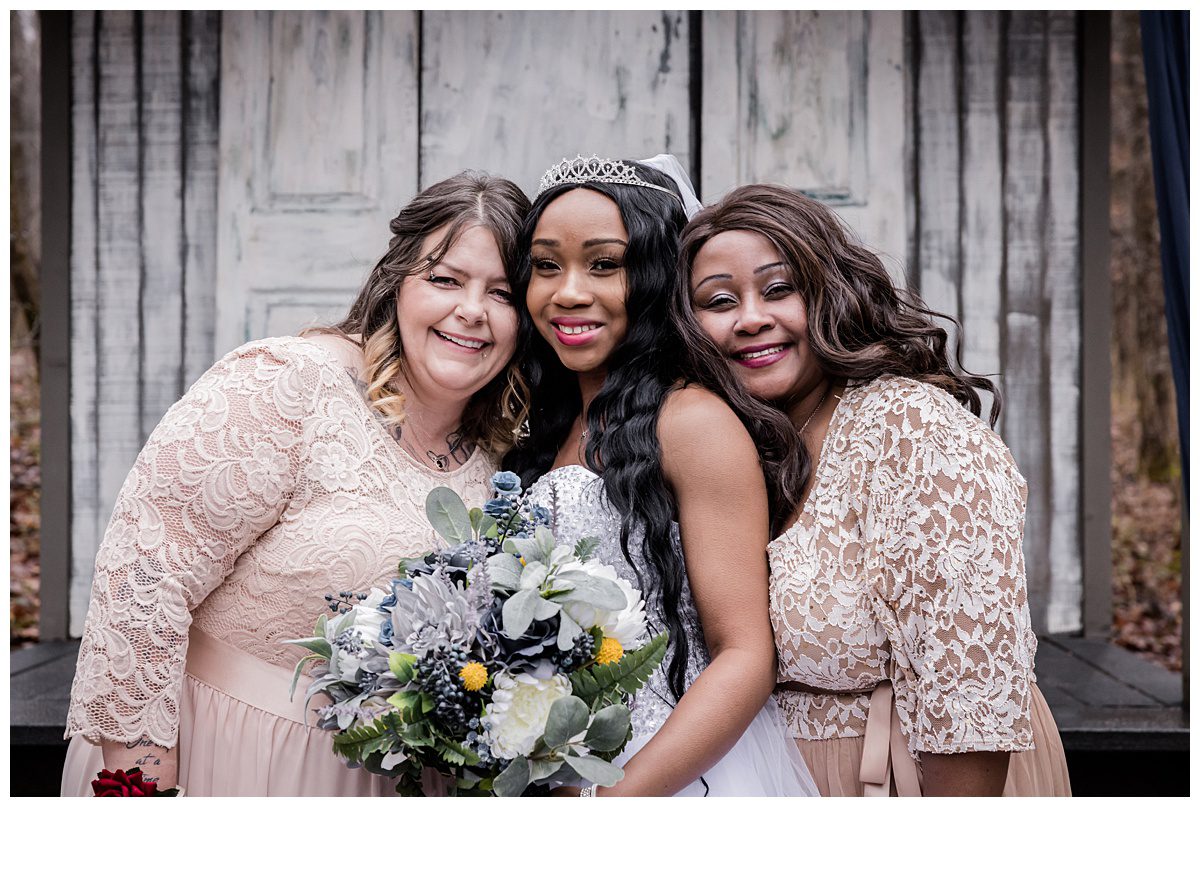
[503,162,699,700]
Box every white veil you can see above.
[638,153,703,219]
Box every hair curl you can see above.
[312,171,533,456]
[678,183,1002,520]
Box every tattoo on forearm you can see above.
[124,738,163,770]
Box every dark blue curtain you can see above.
[1141,11,1189,498]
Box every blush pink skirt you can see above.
[793,684,1071,797]
[61,629,397,797]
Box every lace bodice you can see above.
[65,337,496,747]
[528,465,709,738]
[769,375,1037,756]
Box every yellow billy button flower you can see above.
[459,661,489,692]
[595,637,624,666]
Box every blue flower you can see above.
[484,498,513,519]
[490,471,522,497]
[531,505,551,526]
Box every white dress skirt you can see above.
[529,464,819,797]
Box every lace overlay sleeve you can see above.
[866,386,1036,756]
[65,340,327,746]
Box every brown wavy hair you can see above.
[313,171,533,456]
[676,183,1001,520]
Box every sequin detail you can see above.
[528,465,709,738]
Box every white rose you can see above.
[481,669,572,760]
[349,588,389,647]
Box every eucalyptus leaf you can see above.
[425,486,472,545]
[502,586,540,639]
[493,756,530,797]
[468,507,484,533]
[564,753,624,787]
[478,514,498,538]
[584,704,631,752]
[530,758,565,781]
[543,695,590,748]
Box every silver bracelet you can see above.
[579,783,597,798]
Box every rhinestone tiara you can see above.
[536,155,684,207]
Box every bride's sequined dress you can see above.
[529,464,818,796]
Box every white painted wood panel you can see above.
[94,13,144,599]
[215,11,419,355]
[182,12,220,386]
[960,12,1004,428]
[1045,11,1083,633]
[139,11,184,440]
[69,11,223,632]
[420,11,691,195]
[70,12,101,633]
[915,12,962,342]
[1003,12,1052,629]
[702,11,908,282]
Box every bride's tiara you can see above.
[536,155,684,208]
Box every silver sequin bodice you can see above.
[528,464,709,738]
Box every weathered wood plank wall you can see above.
[908,11,1082,632]
[68,12,220,632]
[67,10,1086,634]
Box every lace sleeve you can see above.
[64,340,327,746]
[866,394,1036,756]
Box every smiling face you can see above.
[689,229,824,405]
[526,188,630,375]
[395,223,519,404]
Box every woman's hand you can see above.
[100,738,179,792]
[919,751,1011,796]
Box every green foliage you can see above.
[570,632,668,709]
[281,637,332,660]
[388,651,416,683]
[583,704,630,752]
[332,712,403,764]
[426,487,472,546]
[493,755,530,797]
[573,537,600,561]
[543,695,589,748]
[564,754,624,787]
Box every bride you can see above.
[505,155,817,796]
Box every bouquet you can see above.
[285,471,667,796]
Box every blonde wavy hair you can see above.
[313,171,533,456]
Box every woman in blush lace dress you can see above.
[680,184,1070,796]
[505,156,817,796]
[61,172,532,796]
